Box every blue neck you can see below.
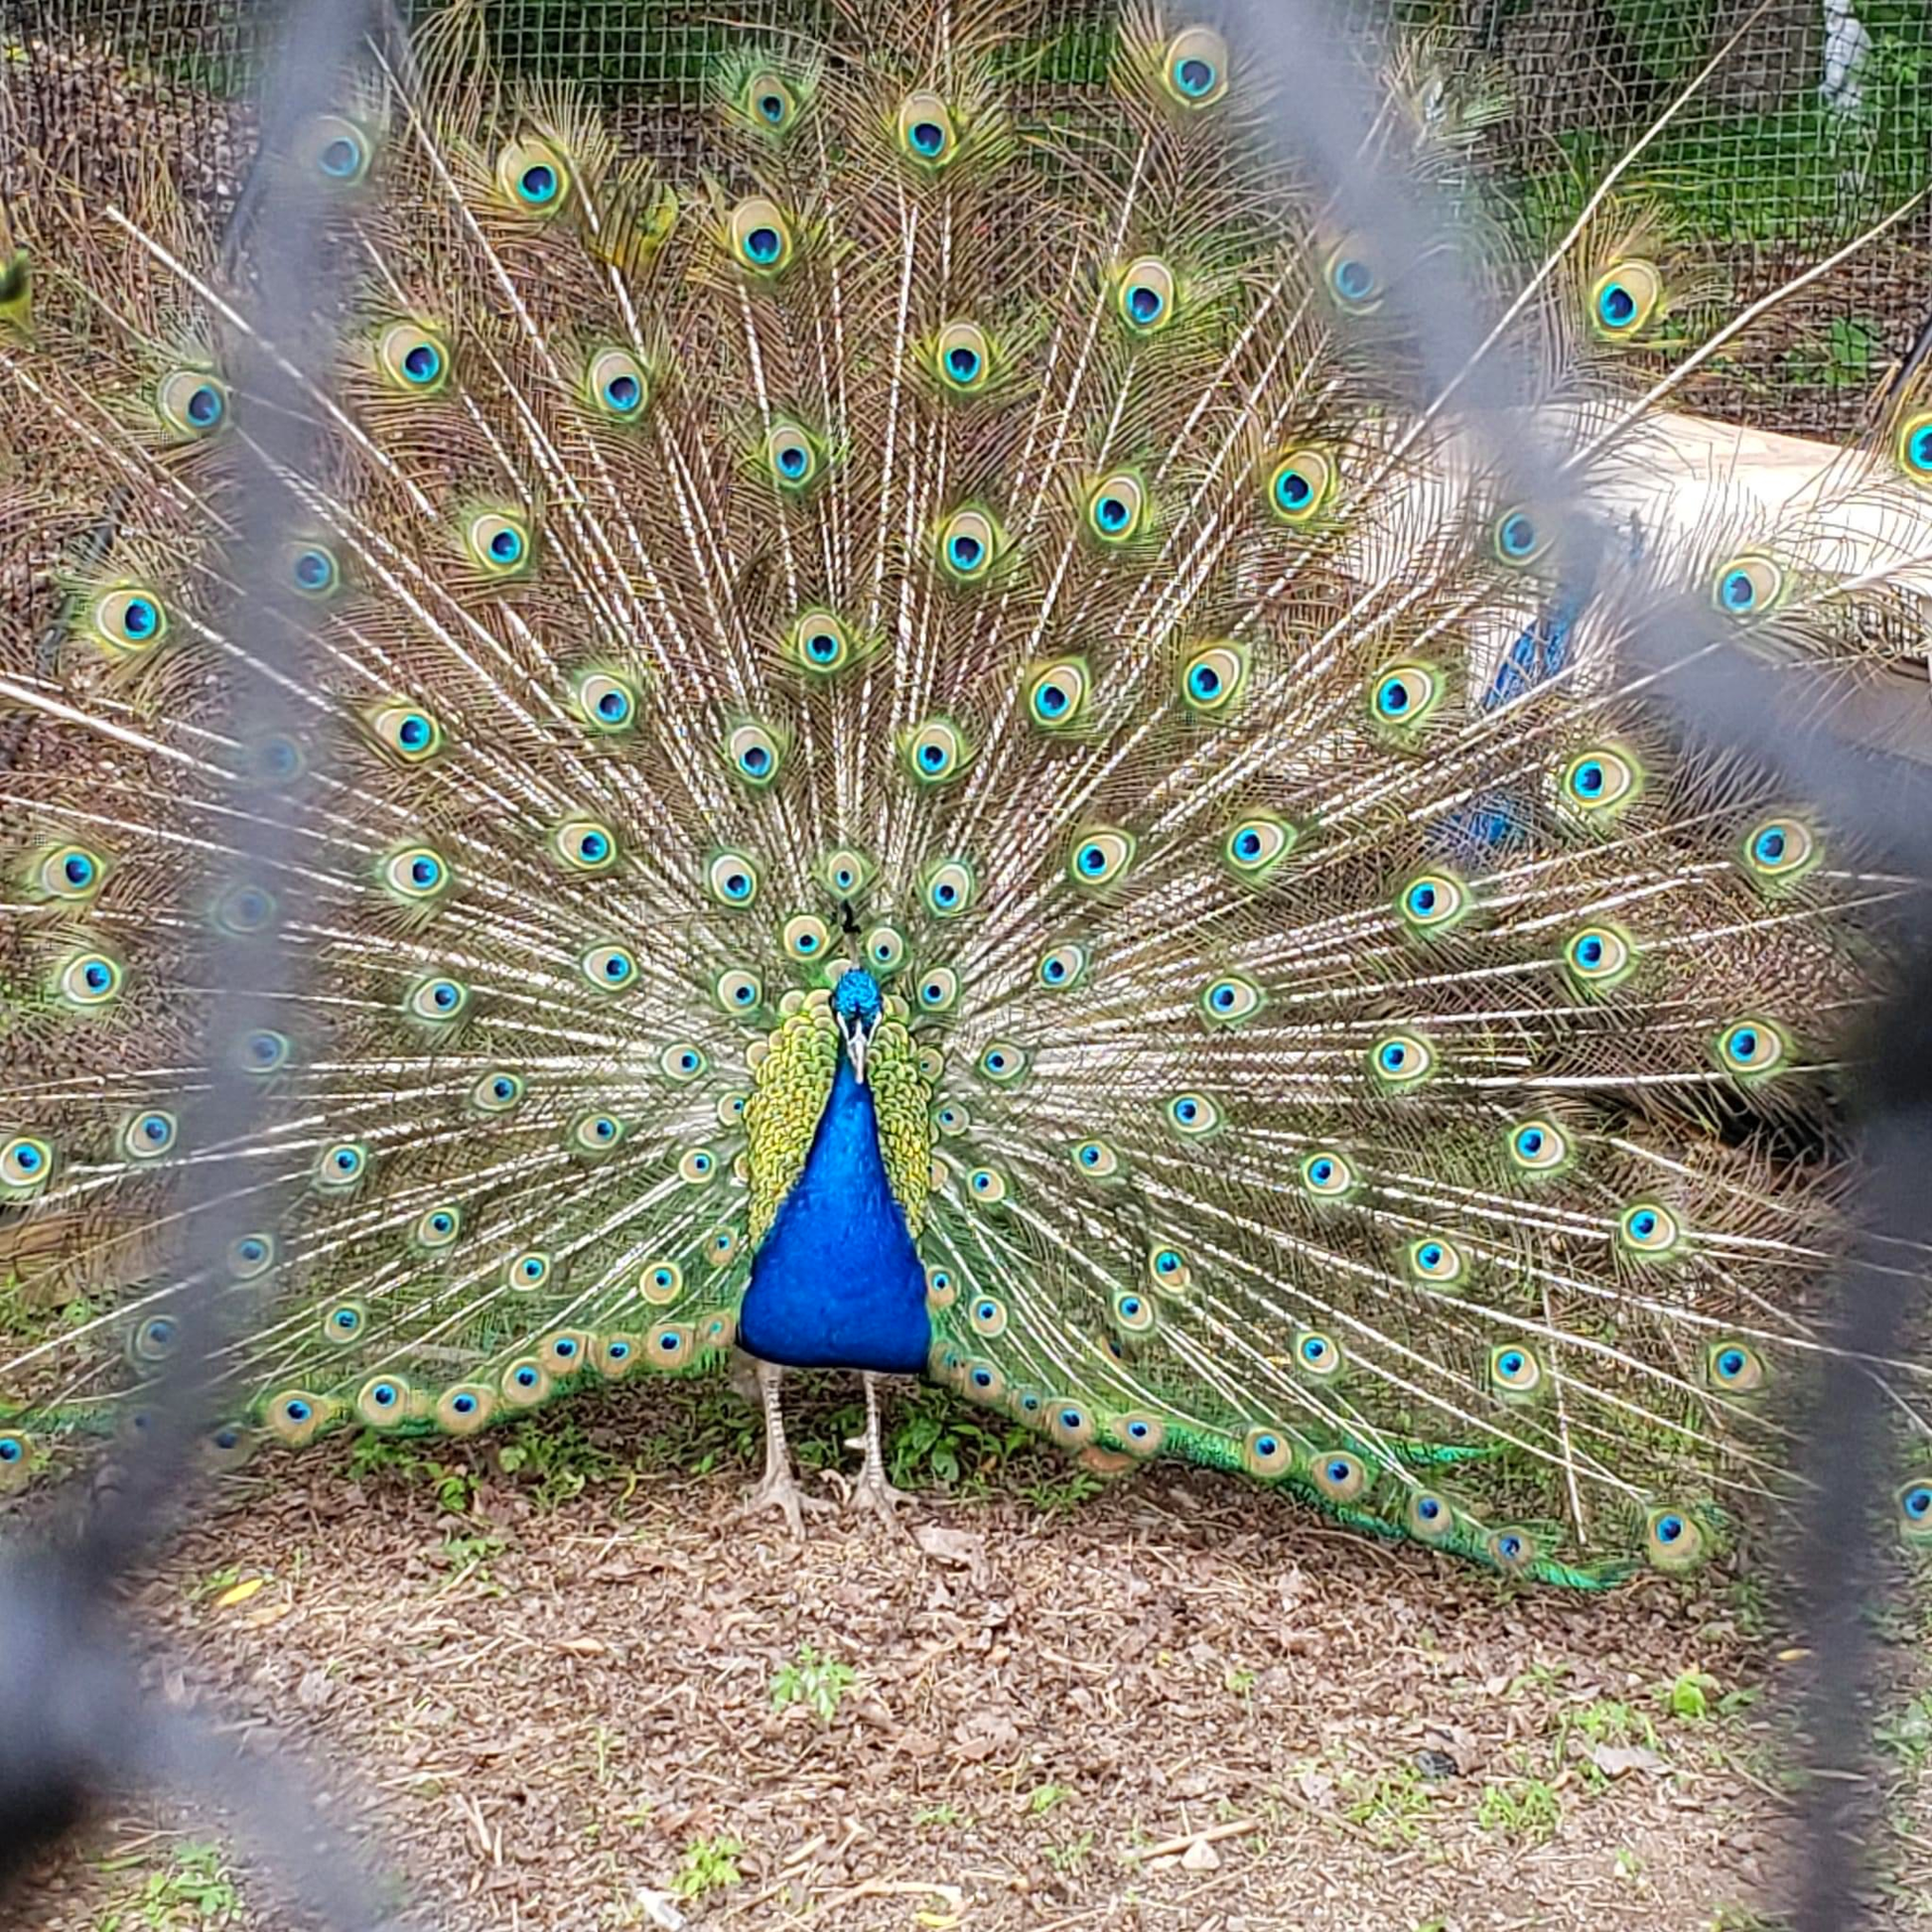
[739,1058,931,1373]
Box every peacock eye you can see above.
[90,587,169,654]
[1300,1151,1353,1196]
[316,1140,368,1187]
[793,611,854,674]
[1068,829,1134,888]
[897,91,957,164]
[862,924,906,972]
[122,1109,179,1160]
[707,852,760,906]
[372,702,444,762]
[1588,259,1661,338]
[406,975,470,1022]
[59,951,123,1008]
[1507,1118,1568,1172]
[1163,27,1230,106]
[228,1232,276,1278]
[1492,505,1551,567]
[1086,473,1148,544]
[1488,1344,1544,1395]
[661,1042,708,1083]
[1267,448,1333,522]
[917,966,959,1011]
[1371,662,1442,729]
[922,860,976,917]
[472,1068,524,1112]
[1564,924,1634,985]
[1118,255,1175,333]
[1397,871,1465,931]
[1199,975,1263,1026]
[1743,814,1817,883]
[1713,555,1783,619]
[1560,746,1639,813]
[938,508,999,581]
[727,722,783,785]
[496,135,572,212]
[1165,1091,1220,1139]
[1,1136,55,1191]
[764,422,819,490]
[582,944,638,991]
[306,113,372,186]
[1035,943,1088,991]
[1899,411,1932,484]
[376,321,451,393]
[586,347,647,418]
[156,368,229,440]
[1324,240,1381,313]
[745,71,796,130]
[716,967,764,1013]
[781,914,829,961]
[904,719,969,784]
[1370,1031,1435,1085]
[1716,1017,1786,1078]
[1407,1235,1463,1285]
[1178,642,1248,717]
[935,320,991,391]
[37,843,106,900]
[729,196,792,272]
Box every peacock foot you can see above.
[735,1465,836,1539]
[848,1462,916,1524]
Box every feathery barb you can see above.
[3,0,1932,1588]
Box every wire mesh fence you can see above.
[8,0,1930,432]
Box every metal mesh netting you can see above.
[3,0,1930,434]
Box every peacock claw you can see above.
[735,1468,835,1539]
[849,1463,916,1524]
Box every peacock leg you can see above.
[737,1358,832,1536]
[850,1372,916,1520]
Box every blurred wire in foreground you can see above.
[0,0,397,1923]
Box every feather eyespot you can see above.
[36,843,106,901]
[744,72,797,131]
[581,943,638,991]
[156,368,228,441]
[1714,555,1783,619]
[1742,814,1817,885]
[1492,505,1550,566]
[792,611,854,674]
[678,1148,719,1185]
[935,321,991,392]
[966,1166,1008,1204]
[1617,1201,1680,1256]
[1397,871,1466,932]
[472,1069,525,1113]
[584,346,647,420]
[121,1109,178,1161]
[1300,1151,1353,1197]
[1407,1235,1463,1285]
[727,722,783,785]
[1707,1340,1765,1393]
[1146,1244,1192,1295]
[1111,1289,1158,1335]
[1165,1091,1220,1139]
[1086,473,1147,544]
[917,966,959,1011]
[1163,26,1230,105]
[1897,411,1932,484]
[305,114,373,186]
[639,1261,684,1306]
[1488,1343,1543,1396]
[1200,975,1263,1027]
[371,703,443,763]
[661,1043,707,1083]
[1118,256,1175,333]
[904,719,969,784]
[1267,448,1333,522]
[1068,829,1134,888]
[496,136,571,213]
[1242,1427,1295,1480]
[1370,662,1442,730]
[467,510,533,577]
[1898,1481,1932,1542]
[1324,242,1381,313]
[1564,924,1633,985]
[937,508,1000,581]
[239,1029,290,1074]
[382,845,450,900]
[1559,747,1639,813]
[406,976,470,1023]
[1223,814,1295,881]
[863,925,906,973]
[1028,658,1090,730]
[501,1360,552,1408]
[1312,1451,1367,1501]
[1369,1032,1434,1086]
[413,1205,463,1252]
[1589,259,1661,338]
[315,1140,367,1188]
[923,1264,957,1309]
[1036,943,1088,990]
[376,322,450,393]
[228,1233,275,1279]
[897,92,957,165]
[922,860,976,917]
[1643,1506,1706,1572]
[823,848,872,897]
[707,852,760,906]
[1716,1018,1786,1078]
[0,1135,54,1193]
[1071,1138,1119,1177]
[1178,642,1248,717]
[1407,1489,1456,1541]
[58,951,122,1008]
[782,914,829,961]
[764,422,819,490]
[356,1376,411,1428]
[90,587,168,654]
[1295,1329,1343,1378]
[1507,1119,1568,1173]
[287,541,342,598]
[729,197,792,271]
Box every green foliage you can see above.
[1341,1765,1432,1849]
[1474,1775,1563,1843]
[91,1842,239,1930]
[1664,1668,1722,1722]
[345,1431,483,1515]
[769,1643,857,1724]
[1041,1831,1095,1873]
[497,1412,617,1509]
[1874,1690,1932,1772]
[672,1836,744,1901]
[1025,1782,1074,1817]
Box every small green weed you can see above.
[345,1433,481,1514]
[1342,1766,1430,1849]
[769,1644,857,1724]
[672,1836,744,1901]
[1875,1690,1932,1773]
[1475,1776,1563,1844]
[497,1413,616,1508]
[914,1803,964,1829]
[1026,1782,1074,1817]
[1042,1831,1094,1873]
[92,1841,239,1929]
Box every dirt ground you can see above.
[12,1381,1932,1932]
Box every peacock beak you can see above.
[838,1012,870,1085]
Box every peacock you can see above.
[3,0,1932,1588]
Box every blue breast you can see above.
[739,1058,931,1373]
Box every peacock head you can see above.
[831,966,884,1083]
